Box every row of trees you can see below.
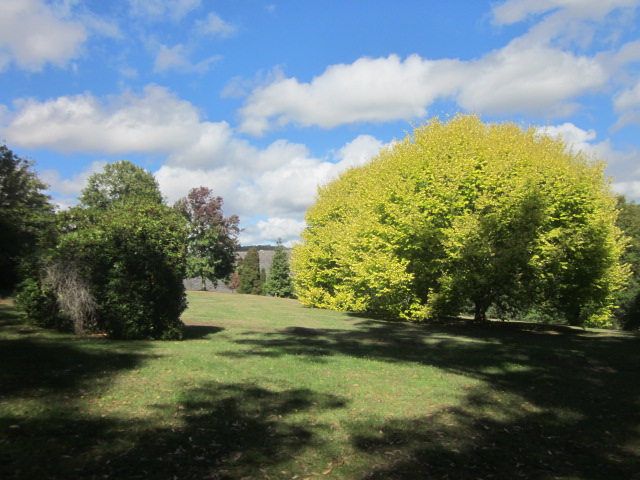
[4,154,243,339]
[292,115,634,328]
[2,117,639,332]
[233,243,294,297]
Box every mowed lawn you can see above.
[1,292,639,479]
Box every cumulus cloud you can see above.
[457,40,606,115]
[238,44,610,134]
[40,160,107,210]
[612,181,640,199]
[1,85,226,161]
[0,0,87,71]
[1,84,388,228]
[155,135,386,234]
[538,122,640,168]
[333,134,387,171]
[236,1,639,134]
[614,81,640,127]
[538,122,597,152]
[240,218,306,247]
[238,55,463,135]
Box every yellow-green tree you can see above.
[292,115,628,327]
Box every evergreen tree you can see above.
[0,144,54,292]
[237,247,263,295]
[614,196,640,329]
[264,240,295,298]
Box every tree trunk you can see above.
[473,299,489,322]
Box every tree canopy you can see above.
[18,161,188,340]
[264,240,294,298]
[174,187,240,290]
[291,115,628,327]
[614,196,640,330]
[0,145,54,292]
[237,247,263,295]
[79,160,163,209]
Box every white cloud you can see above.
[196,12,236,38]
[154,133,386,233]
[41,160,107,197]
[0,0,87,71]
[613,181,640,199]
[1,85,217,156]
[538,122,597,152]
[538,122,640,168]
[153,43,221,73]
[240,218,306,247]
[614,81,640,127]
[492,0,639,25]
[236,1,640,134]
[238,45,609,134]
[492,0,640,52]
[238,54,463,135]
[333,134,387,171]
[458,41,607,115]
[129,0,201,20]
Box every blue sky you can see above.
[1,0,640,245]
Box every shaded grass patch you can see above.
[1,293,639,479]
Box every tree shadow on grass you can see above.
[2,382,347,479]
[0,305,156,398]
[183,324,224,340]
[0,304,348,479]
[219,318,640,479]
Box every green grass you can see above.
[1,293,639,479]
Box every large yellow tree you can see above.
[292,115,628,327]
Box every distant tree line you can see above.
[233,242,294,298]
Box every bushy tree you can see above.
[238,247,263,295]
[614,196,640,329]
[54,202,188,339]
[0,145,54,292]
[264,240,294,298]
[79,160,163,209]
[174,187,240,290]
[18,161,188,339]
[292,115,628,327]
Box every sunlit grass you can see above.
[1,292,638,479]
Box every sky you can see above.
[1,0,640,246]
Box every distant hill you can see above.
[237,244,279,252]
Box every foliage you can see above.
[48,201,188,339]
[264,240,295,298]
[614,196,640,329]
[78,160,163,210]
[17,160,188,340]
[0,145,54,292]
[226,259,241,292]
[174,187,240,290]
[237,247,263,295]
[292,114,628,327]
[15,275,66,329]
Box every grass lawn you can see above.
[1,292,639,479]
